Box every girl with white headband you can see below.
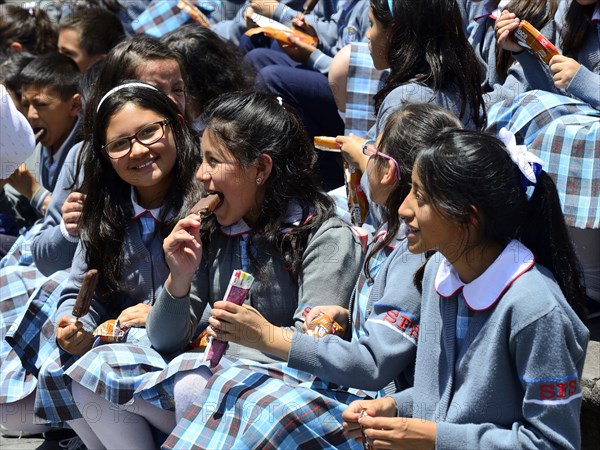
[343,129,589,449]
[21,81,199,449]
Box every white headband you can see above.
[96,82,159,112]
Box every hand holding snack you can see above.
[303,305,348,332]
[512,19,558,64]
[56,316,94,355]
[494,10,523,54]
[342,397,401,444]
[337,134,369,172]
[205,270,255,367]
[305,312,345,338]
[549,54,581,89]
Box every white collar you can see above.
[220,201,315,237]
[593,5,600,23]
[130,186,167,222]
[434,240,535,311]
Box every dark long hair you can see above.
[561,0,597,57]
[80,82,200,299]
[364,103,463,281]
[0,4,57,55]
[370,0,486,128]
[495,0,559,77]
[202,91,334,280]
[413,129,586,320]
[161,24,254,118]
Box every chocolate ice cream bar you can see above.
[72,269,99,318]
[190,193,222,218]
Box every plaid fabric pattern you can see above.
[132,0,218,37]
[345,42,389,137]
[487,90,600,228]
[138,213,156,248]
[65,331,172,408]
[455,292,471,349]
[163,363,375,450]
[0,222,43,269]
[5,270,70,375]
[1,265,47,347]
[0,270,67,405]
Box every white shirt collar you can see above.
[130,186,167,222]
[593,5,600,23]
[373,222,407,250]
[220,201,315,237]
[434,240,535,311]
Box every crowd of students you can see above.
[0,0,597,448]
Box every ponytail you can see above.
[521,172,587,321]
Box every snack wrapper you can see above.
[306,312,345,338]
[246,13,318,47]
[203,270,255,368]
[314,136,341,152]
[513,20,559,64]
[360,409,373,450]
[93,319,126,343]
[344,162,369,226]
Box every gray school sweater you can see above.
[54,208,170,330]
[287,240,425,391]
[147,216,365,363]
[391,241,589,449]
[31,141,83,276]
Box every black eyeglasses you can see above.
[103,119,170,159]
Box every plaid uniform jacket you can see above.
[487,90,600,229]
[345,42,389,137]
[132,0,218,37]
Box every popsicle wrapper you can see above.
[203,270,255,368]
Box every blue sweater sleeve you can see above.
[287,244,422,390]
[567,64,600,109]
[31,142,82,275]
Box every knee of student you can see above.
[329,44,351,113]
[255,65,288,93]
[243,48,280,72]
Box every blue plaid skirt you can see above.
[487,90,600,229]
[163,363,378,449]
[67,343,238,412]
[0,270,68,408]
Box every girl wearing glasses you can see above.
[17,81,200,449]
[62,90,364,449]
[157,104,462,449]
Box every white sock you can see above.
[72,380,174,449]
[67,417,105,449]
[173,367,212,423]
[0,392,53,435]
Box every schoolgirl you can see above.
[66,91,364,449]
[158,103,463,449]
[2,82,199,447]
[344,128,589,449]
